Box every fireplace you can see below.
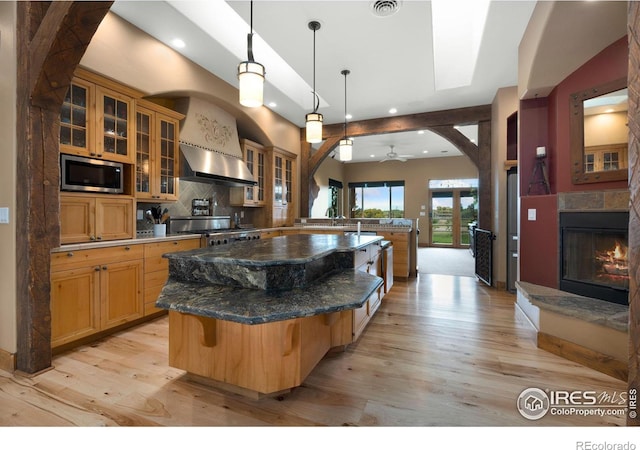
[559,211,629,305]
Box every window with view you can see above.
[348,181,404,218]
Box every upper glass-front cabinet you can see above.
[135,100,183,202]
[96,86,135,164]
[60,78,92,155]
[60,71,138,165]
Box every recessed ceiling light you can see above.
[370,154,375,158]
[268,102,277,108]
[171,38,186,49]
[389,108,397,114]
[423,150,429,154]
[346,114,352,120]
[418,130,425,135]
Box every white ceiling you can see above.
[110,0,537,162]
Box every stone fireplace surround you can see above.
[516,189,629,381]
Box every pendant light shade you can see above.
[305,112,323,144]
[339,138,353,162]
[306,21,323,143]
[339,69,353,162]
[237,1,264,108]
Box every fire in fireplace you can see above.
[559,211,629,306]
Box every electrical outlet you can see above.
[136,209,144,221]
[528,209,537,221]
[240,211,245,219]
[0,207,8,224]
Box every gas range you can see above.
[168,216,260,247]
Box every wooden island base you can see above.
[168,310,346,397]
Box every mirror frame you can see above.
[570,77,628,184]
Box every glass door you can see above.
[430,191,454,246]
[429,182,478,248]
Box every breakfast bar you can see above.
[156,234,385,397]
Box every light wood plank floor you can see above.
[0,274,628,427]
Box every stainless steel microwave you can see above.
[60,154,124,194]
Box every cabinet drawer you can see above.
[144,239,199,272]
[51,244,143,272]
[354,245,370,268]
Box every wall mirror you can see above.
[570,77,628,184]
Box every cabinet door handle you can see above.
[94,266,101,272]
[173,241,179,245]
[90,235,96,241]
[66,252,74,257]
[96,236,102,240]
[102,266,108,271]
[124,246,131,251]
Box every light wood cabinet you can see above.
[230,139,266,207]
[50,245,144,348]
[135,99,184,202]
[60,193,134,244]
[143,238,201,316]
[377,231,409,278]
[266,147,297,227]
[60,68,141,164]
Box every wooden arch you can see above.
[299,105,493,229]
[16,1,113,374]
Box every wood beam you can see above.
[16,1,112,374]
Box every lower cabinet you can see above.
[51,237,201,349]
[143,238,200,316]
[377,230,409,279]
[60,193,135,244]
[50,244,143,348]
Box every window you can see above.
[348,181,404,218]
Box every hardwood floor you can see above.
[0,274,628,427]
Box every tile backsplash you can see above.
[136,180,254,233]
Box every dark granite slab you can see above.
[156,270,384,324]
[163,234,382,290]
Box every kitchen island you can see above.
[156,233,384,397]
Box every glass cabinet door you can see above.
[136,109,152,198]
[158,118,177,197]
[60,79,92,155]
[96,87,134,163]
[245,147,255,202]
[274,155,283,204]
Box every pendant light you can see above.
[305,21,323,143]
[237,1,265,108]
[339,69,353,162]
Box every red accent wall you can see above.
[518,37,628,289]
[549,37,628,194]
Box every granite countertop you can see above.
[156,270,383,324]
[157,234,385,324]
[163,233,382,266]
[516,281,628,332]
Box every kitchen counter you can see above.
[51,232,203,252]
[156,234,385,397]
[157,234,384,318]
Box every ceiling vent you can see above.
[370,0,401,18]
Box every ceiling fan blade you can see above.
[397,157,407,162]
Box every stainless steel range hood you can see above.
[175,97,256,186]
[179,143,256,186]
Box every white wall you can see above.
[310,156,345,218]
[0,1,17,355]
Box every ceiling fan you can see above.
[380,145,411,162]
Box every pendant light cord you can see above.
[343,71,348,137]
[247,1,255,62]
[312,26,319,113]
